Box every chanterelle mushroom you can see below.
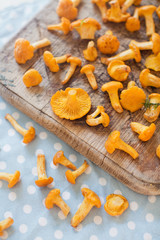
[145,52,160,72]
[144,93,160,122]
[97,30,120,54]
[56,0,78,20]
[140,69,160,88]
[81,64,98,90]
[107,60,131,82]
[130,122,156,141]
[83,41,98,62]
[0,171,20,188]
[86,106,110,127]
[47,17,71,35]
[91,0,109,22]
[53,151,77,170]
[156,6,160,19]
[23,69,42,87]
[70,18,101,39]
[50,88,91,120]
[156,145,160,159]
[121,0,141,14]
[14,38,51,64]
[0,218,14,237]
[125,8,140,32]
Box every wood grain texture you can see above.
[0,0,160,195]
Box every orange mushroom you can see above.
[97,30,120,55]
[106,0,130,23]
[144,93,160,122]
[62,56,82,84]
[91,0,109,22]
[0,218,14,236]
[86,106,110,127]
[83,41,98,62]
[70,18,101,39]
[101,81,123,113]
[0,171,20,188]
[35,154,53,187]
[81,64,98,90]
[65,160,89,184]
[145,52,160,72]
[47,17,71,35]
[50,88,91,120]
[120,81,146,112]
[104,194,129,216]
[71,188,101,227]
[5,114,35,143]
[121,0,141,14]
[138,5,156,36]
[156,145,160,159]
[130,122,156,141]
[156,6,160,19]
[45,189,70,216]
[14,38,51,64]
[22,69,42,87]
[53,150,77,170]
[105,130,139,159]
[56,0,78,20]
[125,8,140,32]
[107,60,131,81]
[140,69,160,88]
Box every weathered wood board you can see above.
[0,0,160,195]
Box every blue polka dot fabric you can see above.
[0,1,160,240]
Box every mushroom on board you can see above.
[56,0,78,20]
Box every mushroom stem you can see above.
[32,38,51,50]
[0,218,14,233]
[108,91,122,113]
[85,71,98,90]
[131,122,148,134]
[115,137,137,158]
[55,54,71,64]
[127,81,135,88]
[132,41,153,50]
[55,195,71,216]
[121,0,134,13]
[62,63,77,84]
[47,23,63,31]
[66,89,77,107]
[71,197,93,227]
[92,0,108,22]
[72,160,88,179]
[5,114,26,136]
[0,172,14,182]
[145,15,155,37]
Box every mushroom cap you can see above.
[101,81,123,92]
[67,57,82,66]
[8,171,20,188]
[151,33,160,54]
[45,189,61,209]
[23,126,36,144]
[156,6,160,18]
[107,60,131,81]
[35,177,53,187]
[138,123,156,141]
[97,32,120,54]
[70,18,101,30]
[81,188,101,208]
[43,51,59,72]
[138,5,156,16]
[104,194,129,216]
[125,17,140,32]
[50,88,91,120]
[120,84,146,112]
[65,170,76,184]
[105,131,120,153]
[14,38,34,64]
[56,0,78,20]
[53,150,64,165]
[23,69,42,87]
[149,93,160,102]
[156,145,160,159]
[139,68,150,87]
[129,42,141,62]
[80,64,95,74]
[61,17,71,34]
[145,52,160,72]
[101,112,110,127]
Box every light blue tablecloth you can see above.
[0,1,159,240]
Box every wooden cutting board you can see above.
[0,0,160,195]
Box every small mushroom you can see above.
[83,41,98,62]
[47,17,71,35]
[53,150,77,170]
[130,122,156,141]
[0,218,14,236]
[101,42,141,65]
[156,145,160,159]
[130,33,160,55]
[91,0,109,22]
[120,81,146,112]
[71,188,101,227]
[125,8,140,32]
[5,114,35,144]
[43,51,71,72]
[14,38,51,64]
[106,0,130,23]
[62,56,82,84]
[35,154,53,187]
[140,69,160,88]
[22,69,42,87]
[107,60,131,82]
[101,81,123,113]
[144,93,160,122]
[0,171,20,188]
[145,52,160,72]
[50,88,91,120]
[97,30,120,54]
[156,6,160,19]
[104,194,129,216]
[121,0,141,14]
[45,189,70,216]
[86,106,110,127]
[70,18,101,39]
[138,5,156,36]
[81,64,98,90]
[56,0,78,20]
[65,160,89,184]
[105,130,139,159]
